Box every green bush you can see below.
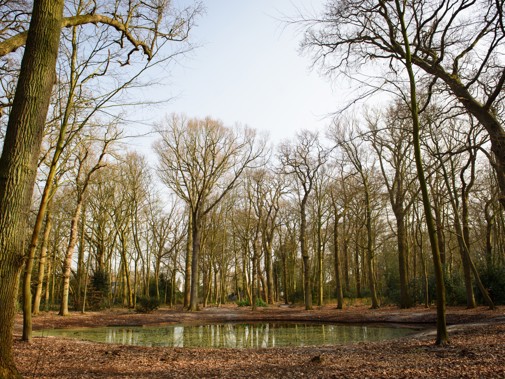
[236,299,249,307]
[236,298,268,307]
[255,298,267,307]
[427,272,467,306]
[477,266,505,305]
[382,269,401,305]
[444,272,468,306]
[88,269,110,310]
[135,297,160,313]
[288,290,305,304]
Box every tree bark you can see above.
[333,213,344,309]
[59,201,83,316]
[184,211,192,309]
[395,208,411,308]
[33,209,53,315]
[189,211,201,311]
[364,182,379,309]
[0,0,64,376]
[263,235,275,304]
[394,0,448,345]
[300,198,312,310]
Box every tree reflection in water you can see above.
[37,322,414,348]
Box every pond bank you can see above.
[13,304,505,378]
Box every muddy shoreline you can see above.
[13,304,505,378]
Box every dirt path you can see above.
[13,304,505,378]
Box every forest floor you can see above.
[13,303,505,378]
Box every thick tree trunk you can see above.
[0,0,64,376]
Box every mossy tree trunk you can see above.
[0,0,64,376]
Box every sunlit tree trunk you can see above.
[59,201,83,316]
[76,205,87,311]
[33,209,53,315]
[0,0,64,375]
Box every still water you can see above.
[37,323,414,348]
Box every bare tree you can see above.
[59,128,115,316]
[155,115,266,311]
[301,0,505,209]
[426,112,495,309]
[330,122,381,309]
[279,130,330,310]
[367,103,417,308]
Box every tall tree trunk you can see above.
[354,228,361,298]
[300,199,312,310]
[251,249,258,310]
[23,21,79,339]
[263,237,275,304]
[395,0,448,344]
[44,247,54,312]
[0,0,64,375]
[282,253,289,304]
[33,209,53,315]
[333,214,344,309]
[433,198,446,265]
[364,186,379,309]
[76,205,87,311]
[189,211,201,311]
[484,201,495,272]
[395,208,411,308]
[184,211,192,309]
[317,216,324,306]
[154,257,161,301]
[59,201,83,316]
[343,217,350,293]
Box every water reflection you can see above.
[38,322,413,348]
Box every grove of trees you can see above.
[0,0,503,377]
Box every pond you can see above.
[36,322,415,348]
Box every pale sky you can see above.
[135,0,342,145]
